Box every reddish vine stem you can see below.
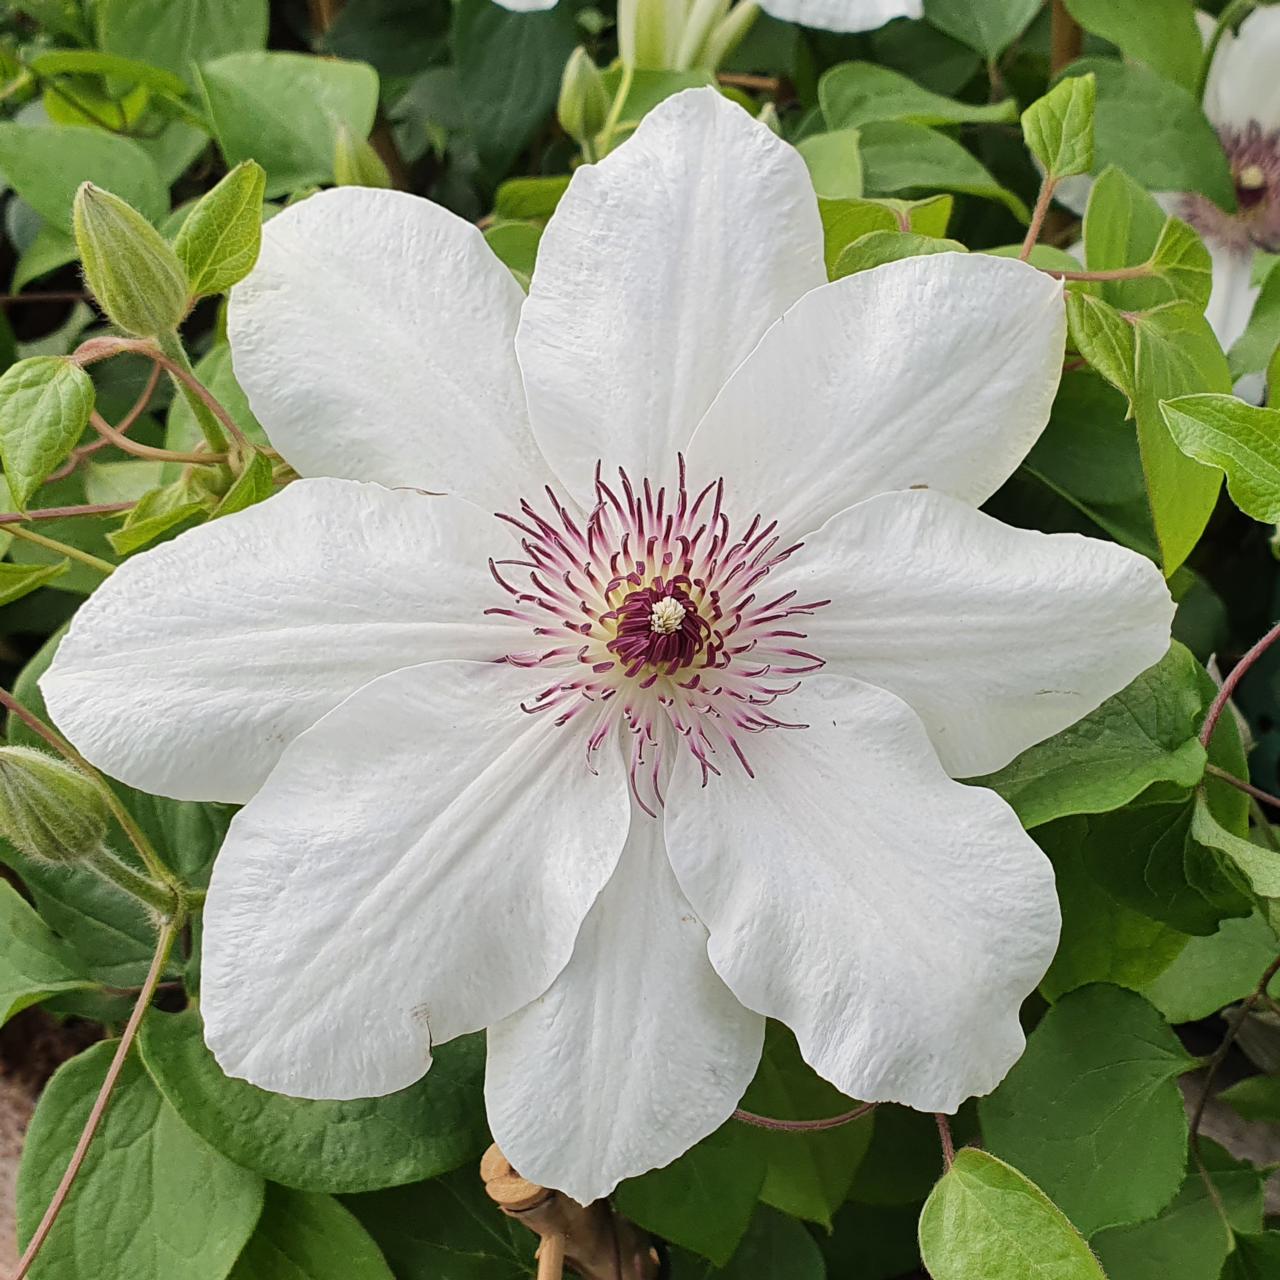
[1044,264,1155,282]
[732,1102,877,1132]
[935,1113,955,1169]
[89,410,226,465]
[1020,176,1056,261]
[0,502,134,526]
[1201,621,1280,749]
[0,291,90,306]
[50,362,163,483]
[1205,763,1280,812]
[12,917,180,1280]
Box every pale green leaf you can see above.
[0,560,71,605]
[173,160,267,297]
[1022,73,1095,179]
[820,60,1017,129]
[818,193,952,274]
[918,1149,1106,1280]
[0,356,94,509]
[797,128,864,200]
[832,230,965,279]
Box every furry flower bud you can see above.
[0,746,110,865]
[557,48,610,145]
[73,182,190,337]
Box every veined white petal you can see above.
[228,186,554,509]
[758,0,922,31]
[1204,5,1280,134]
[202,659,630,1100]
[664,675,1061,1113]
[486,799,763,1203]
[490,0,557,8]
[517,87,825,507]
[686,253,1065,540]
[771,488,1173,778]
[42,480,515,803]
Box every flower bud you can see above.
[0,746,110,865]
[557,48,610,146]
[72,182,190,338]
[333,124,392,189]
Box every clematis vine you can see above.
[494,0,923,36]
[41,89,1174,1203]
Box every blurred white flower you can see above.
[42,89,1172,1203]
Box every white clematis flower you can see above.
[495,0,923,35]
[42,88,1173,1204]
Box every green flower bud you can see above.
[0,746,110,865]
[72,182,190,338]
[557,48,610,145]
[333,124,392,189]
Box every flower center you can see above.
[1180,122,1280,252]
[487,462,828,813]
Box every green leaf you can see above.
[922,0,1042,58]
[975,643,1208,827]
[451,0,577,178]
[1071,56,1234,207]
[918,1149,1106,1280]
[229,1185,394,1280]
[817,193,952,275]
[0,123,167,231]
[1022,73,1096,180]
[96,0,269,83]
[858,121,1029,220]
[108,481,211,556]
[333,123,392,188]
[819,60,1017,129]
[484,220,542,290]
[27,49,189,98]
[1064,0,1203,90]
[1222,1234,1280,1280]
[1066,291,1137,394]
[0,879,94,1025]
[979,983,1194,1236]
[738,1023,874,1227]
[1148,217,1214,310]
[1190,789,1280,906]
[1228,259,1280,379]
[1141,912,1279,1024]
[214,448,275,517]
[16,1041,264,1279]
[13,226,79,294]
[1037,818,1188,1002]
[1161,394,1280,524]
[848,1104,957,1206]
[198,52,379,197]
[796,128,864,200]
[599,67,716,135]
[1092,1142,1264,1280]
[832,230,965,279]
[0,356,94,508]
[139,1007,489,1193]
[173,160,267,298]
[667,1207,826,1280]
[615,1124,765,1266]
[0,560,71,605]
[344,1167,537,1280]
[1218,1076,1280,1125]
[493,176,570,223]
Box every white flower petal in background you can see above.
[686,253,1065,539]
[490,0,557,9]
[229,186,554,509]
[202,659,631,1099]
[41,480,516,804]
[486,802,764,1204]
[664,675,1062,1114]
[758,0,923,32]
[771,489,1175,778]
[516,87,824,507]
[1203,6,1280,135]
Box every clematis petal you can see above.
[202,659,631,1100]
[686,253,1065,539]
[490,0,557,8]
[42,479,516,804]
[757,0,922,32]
[486,800,764,1204]
[1204,5,1280,134]
[228,186,553,509]
[517,86,825,507]
[664,674,1061,1114]
[769,488,1174,778]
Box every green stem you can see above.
[86,843,176,914]
[157,330,228,455]
[5,524,114,576]
[1197,0,1254,103]
[597,61,635,158]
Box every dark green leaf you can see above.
[979,984,1194,1235]
[0,878,94,1025]
[922,0,1042,58]
[493,176,570,223]
[667,1206,826,1280]
[1218,1076,1280,1125]
[228,1184,394,1280]
[139,1007,489,1193]
[1063,0,1203,90]
[1222,1233,1280,1280]
[96,0,269,83]
[16,1041,264,1279]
